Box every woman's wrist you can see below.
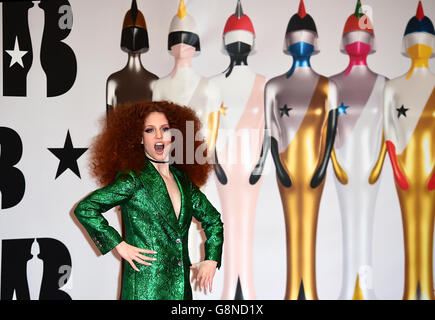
[204,260,218,267]
[114,240,126,252]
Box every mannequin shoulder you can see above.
[206,77,220,93]
[204,79,222,105]
[208,73,227,92]
[385,74,435,93]
[374,72,389,82]
[106,70,124,89]
[255,72,267,84]
[209,72,226,82]
[151,75,173,96]
[153,74,171,86]
[329,72,345,83]
[265,74,287,89]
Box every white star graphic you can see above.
[5,36,28,68]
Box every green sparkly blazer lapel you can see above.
[170,164,190,231]
[138,158,187,231]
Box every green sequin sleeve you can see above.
[74,171,138,255]
[189,179,224,269]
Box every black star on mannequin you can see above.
[279,104,292,117]
[48,130,88,179]
[396,105,409,118]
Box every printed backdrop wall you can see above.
[0,0,434,300]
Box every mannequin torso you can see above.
[107,54,157,110]
[210,64,265,300]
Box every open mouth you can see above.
[154,142,164,152]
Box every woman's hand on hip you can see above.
[190,260,218,293]
[114,241,157,272]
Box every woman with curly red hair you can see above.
[74,100,224,300]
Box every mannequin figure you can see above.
[209,0,265,300]
[152,0,223,155]
[384,1,435,300]
[151,1,223,297]
[250,0,338,300]
[329,0,387,300]
[106,0,158,114]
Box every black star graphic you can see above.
[48,130,88,179]
[279,104,292,117]
[396,105,409,118]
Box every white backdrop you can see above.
[0,0,434,300]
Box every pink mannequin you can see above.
[210,0,264,299]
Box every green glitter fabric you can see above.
[74,157,224,300]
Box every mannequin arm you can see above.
[311,80,339,188]
[368,131,387,184]
[386,141,409,190]
[106,78,115,118]
[271,137,292,187]
[311,109,338,188]
[249,132,270,184]
[383,83,408,190]
[206,103,227,158]
[208,102,227,184]
[214,148,227,185]
[206,111,218,157]
[428,167,435,191]
[330,148,348,185]
[250,82,272,183]
[250,134,292,187]
[249,81,291,186]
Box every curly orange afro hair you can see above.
[90,100,214,188]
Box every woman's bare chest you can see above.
[162,174,181,219]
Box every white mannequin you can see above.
[152,44,221,134]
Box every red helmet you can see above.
[222,0,256,54]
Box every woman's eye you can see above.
[162,127,170,132]
[144,128,153,133]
